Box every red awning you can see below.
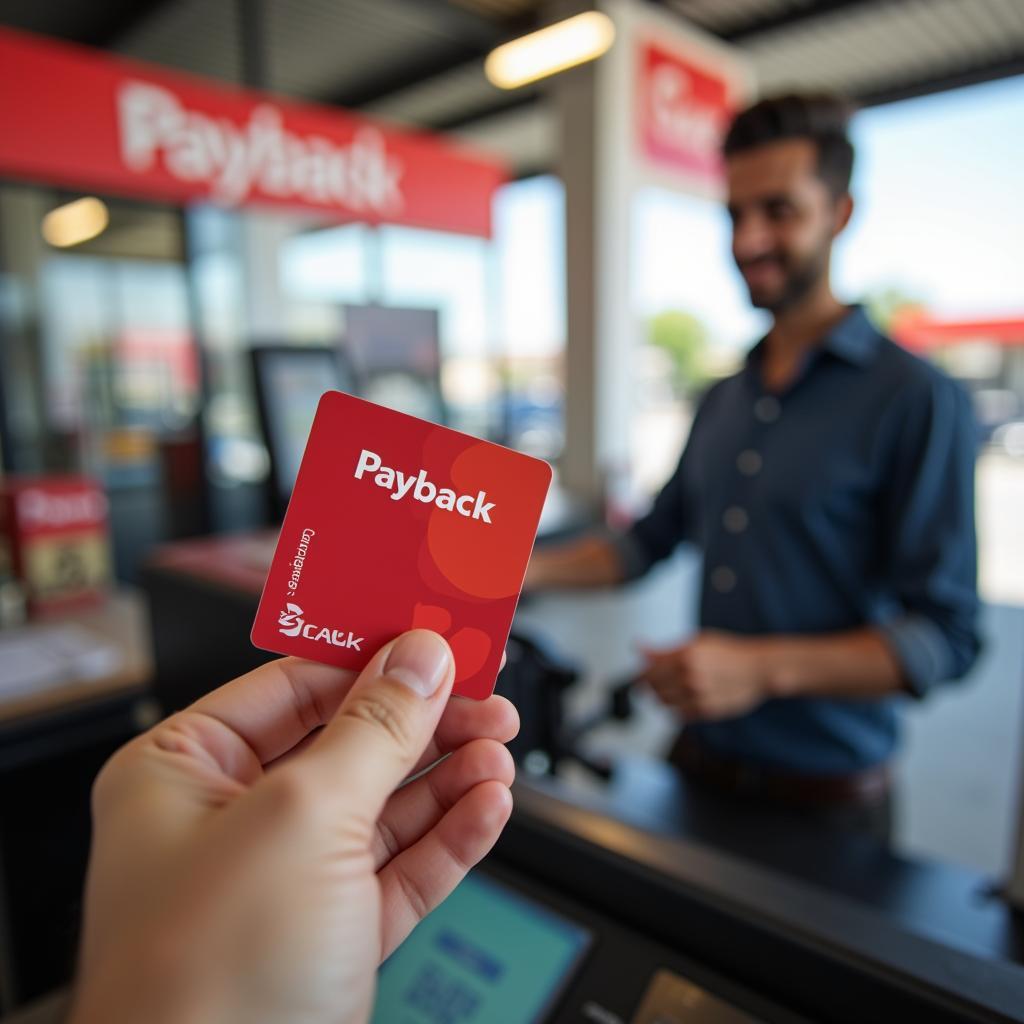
[891,314,1024,350]
[0,27,506,237]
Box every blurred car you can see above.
[501,391,564,461]
[972,388,1021,444]
[992,420,1024,458]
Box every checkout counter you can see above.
[416,778,1024,1023]
[134,531,1024,1023]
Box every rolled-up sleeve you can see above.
[878,375,982,696]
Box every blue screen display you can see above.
[371,871,590,1024]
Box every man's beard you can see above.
[741,240,831,313]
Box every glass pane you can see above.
[493,175,566,460]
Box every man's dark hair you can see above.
[723,93,855,197]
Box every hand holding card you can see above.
[251,392,552,699]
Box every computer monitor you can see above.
[250,345,358,518]
[342,304,445,424]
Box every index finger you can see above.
[189,655,520,774]
[188,657,358,766]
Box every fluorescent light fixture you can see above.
[41,197,109,248]
[485,11,615,90]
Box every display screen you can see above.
[371,871,590,1024]
[251,347,356,503]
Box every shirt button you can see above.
[723,506,748,533]
[737,449,762,476]
[754,396,781,423]
[711,566,736,593]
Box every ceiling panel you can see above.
[363,61,504,124]
[450,0,542,19]
[2,0,1021,169]
[746,0,1024,98]
[112,0,242,84]
[265,0,473,99]
[668,0,812,36]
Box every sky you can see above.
[626,73,1024,354]
[281,74,1024,360]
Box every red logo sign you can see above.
[637,40,736,190]
[0,28,505,236]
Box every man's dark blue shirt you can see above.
[617,305,981,775]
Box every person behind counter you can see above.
[526,93,981,839]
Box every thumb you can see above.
[293,629,455,820]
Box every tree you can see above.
[647,310,711,395]
[865,286,928,331]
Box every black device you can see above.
[249,344,358,519]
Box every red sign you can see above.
[0,476,111,613]
[637,40,737,190]
[0,28,505,237]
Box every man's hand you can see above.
[70,630,519,1024]
[641,630,772,721]
[524,535,624,592]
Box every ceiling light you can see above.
[41,197,110,248]
[485,12,616,90]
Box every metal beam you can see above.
[855,55,1024,108]
[424,89,541,132]
[75,0,179,48]
[330,45,487,109]
[386,0,512,49]
[326,0,539,111]
[716,0,891,44]
[236,0,267,89]
[653,0,892,45]
[0,0,177,49]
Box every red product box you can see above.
[0,475,112,613]
[251,392,552,700]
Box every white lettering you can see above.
[279,605,363,650]
[17,489,108,530]
[355,449,382,478]
[392,471,415,501]
[117,81,405,214]
[286,528,316,595]
[472,491,495,524]
[413,470,436,504]
[648,65,723,158]
[353,449,495,524]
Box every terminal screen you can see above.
[371,870,591,1024]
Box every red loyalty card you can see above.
[251,391,552,699]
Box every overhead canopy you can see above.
[0,27,507,237]
[3,0,1018,176]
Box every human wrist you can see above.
[69,940,223,1024]
[755,637,801,699]
[70,980,221,1024]
[524,552,551,591]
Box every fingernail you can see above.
[384,630,451,697]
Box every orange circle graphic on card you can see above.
[426,442,538,600]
